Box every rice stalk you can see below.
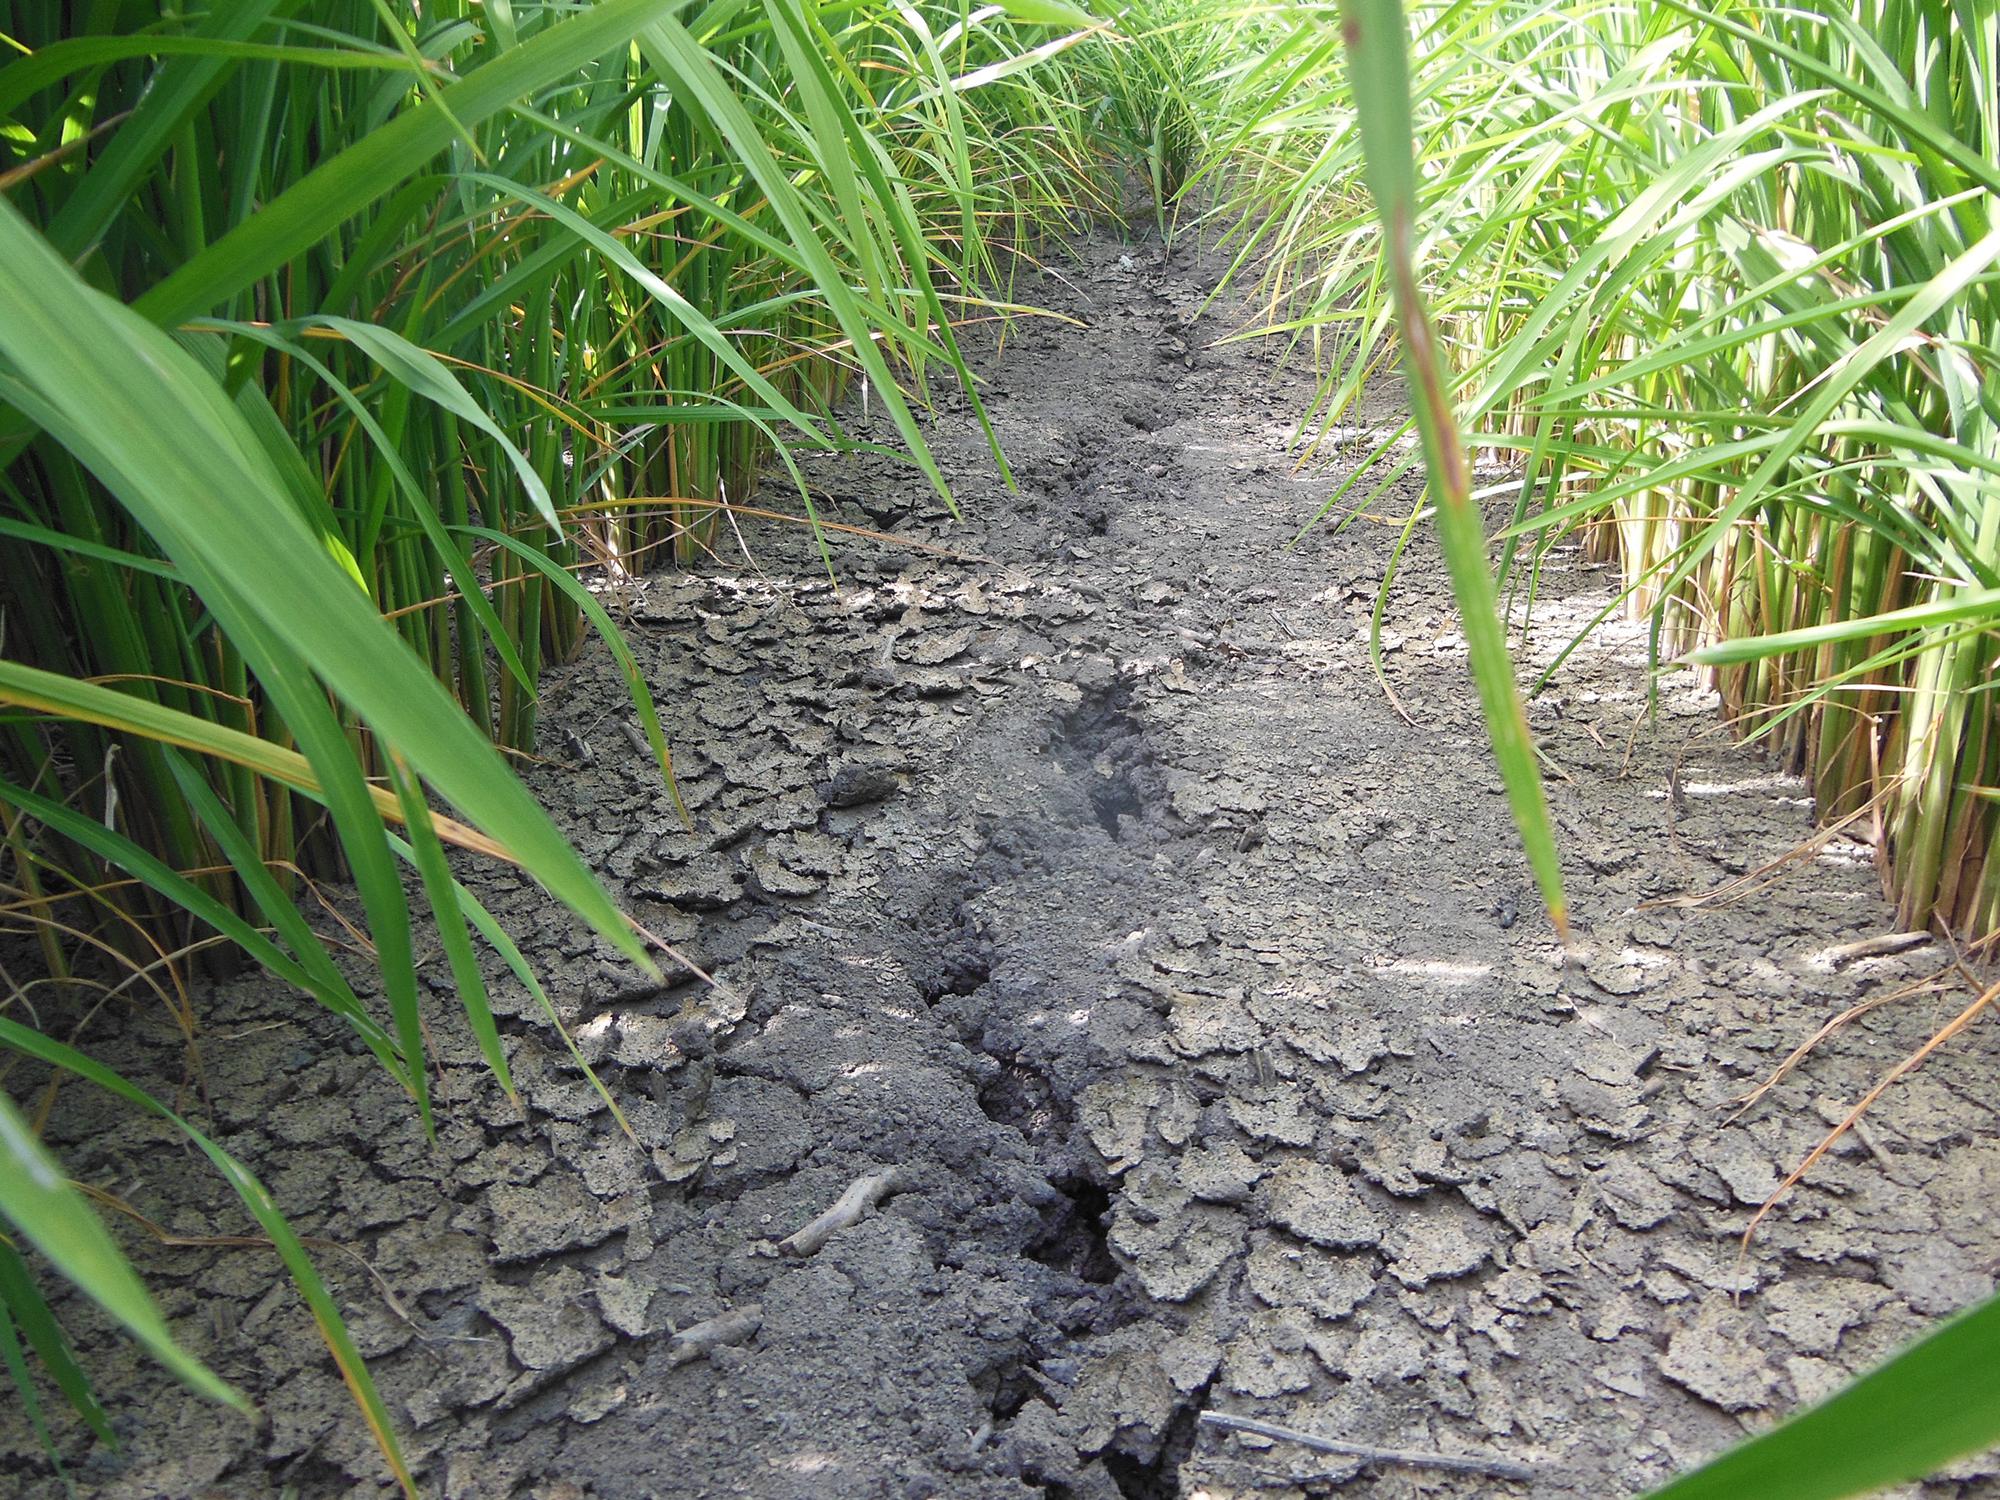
[1195,0,2000,946]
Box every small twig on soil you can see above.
[1741,974,2000,1249]
[779,1166,910,1257]
[1727,971,1948,1122]
[1197,1412,1540,1483]
[667,1304,763,1367]
[1817,929,1932,969]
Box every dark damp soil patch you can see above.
[1050,680,1164,842]
[884,858,998,1005]
[978,1050,1073,1139]
[1104,1383,1212,1500]
[1026,1174,1119,1287]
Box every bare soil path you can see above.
[7,225,1998,1500]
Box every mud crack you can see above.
[1051,680,1163,842]
[1025,1173,1119,1287]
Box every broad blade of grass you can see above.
[1335,0,1567,940]
[1690,586,2000,666]
[0,1091,241,1411]
[1646,1291,2000,1500]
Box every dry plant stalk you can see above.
[1742,974,2000,1248]
[779,1168,911,1257]
[1727,972,1953,1124]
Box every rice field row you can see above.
[1199,0,2000,946]
[2,1,1996,1493]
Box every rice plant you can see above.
[1207,0,2000,948]
[1077,0,1235,230]
[0,0,1102,1483]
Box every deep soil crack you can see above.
[1025,1174,1120,1287]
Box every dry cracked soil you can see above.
[5,225,1999,1500]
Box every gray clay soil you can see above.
[5,225,1999,1500]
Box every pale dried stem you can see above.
[1743,975,2000,1247]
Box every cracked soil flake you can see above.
[1168,988,1260,1056]
[1265,1158,1385,1249]
[1594,1156,1677,1230]
[1080,1075,1158,1165]
[1067,1331,1183,1459]
[1178,1139,1266,1204]
[1657,1303,1778,1411]
[1226,1085,1318,1147]
[480,1268,615,1373]
[1383,1211,1492,1287]
[1764,1277,1895,1355]
[485,1174,643,1263]
[1110,1201,1243,1302]
[1223,1309,1318,1397]
[1245,1232,1377,1321]
[1702,1128,1782,1206]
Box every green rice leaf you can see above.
[1647,1292,2000,1500]
[1690,587,2000,666]
[1335,0,1568,939]
[0,1091,240,1411]
[0,1236,114,1450]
